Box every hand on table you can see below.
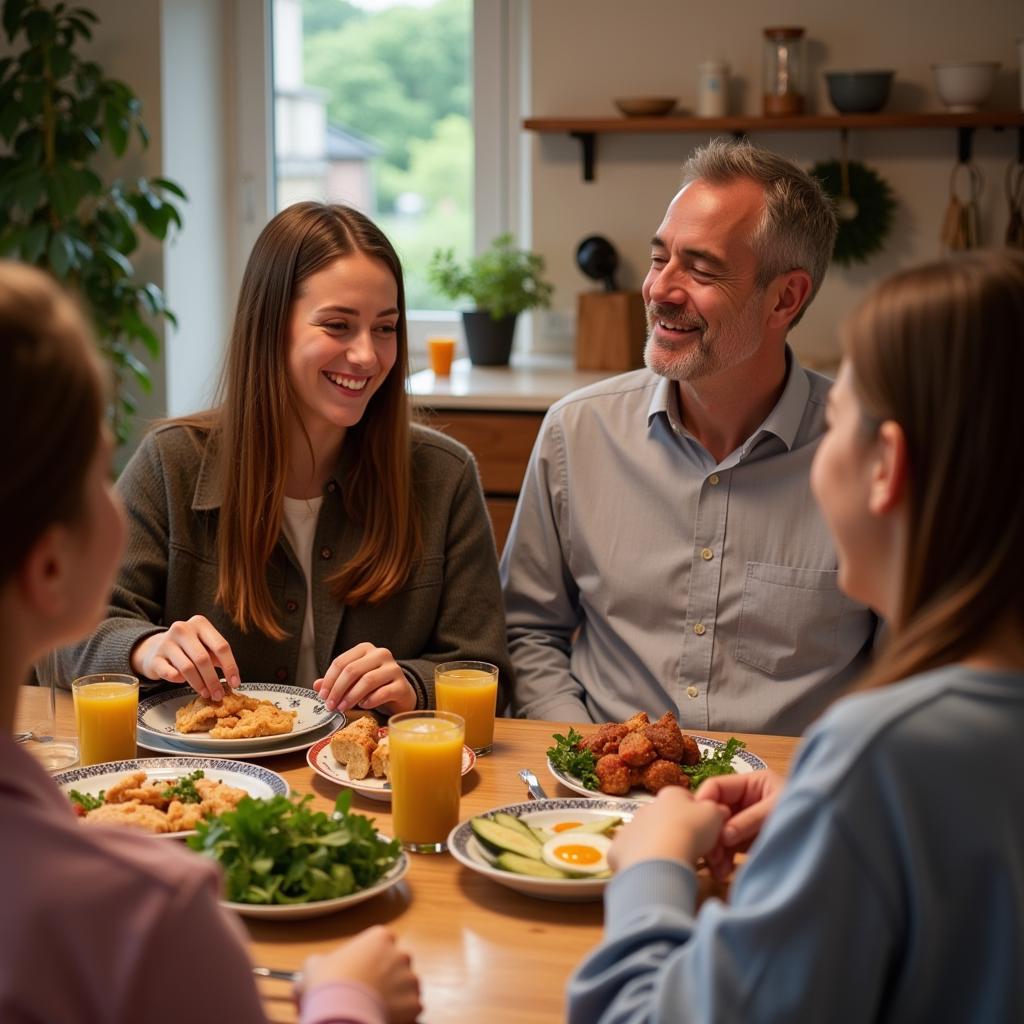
[695,769,784,881]
[299,925,422,1023]
[130,615,240,702]
[313,642,417,715]
[609,786,728,874]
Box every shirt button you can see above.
[325,481,338,493]
[285,599,298,613]
[708,473,720,486]
[686,685,699,699]
[275,667,288,682]
[693,622,706,636]
[701,547,714,561]
[319,546,332,560]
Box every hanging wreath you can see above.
[810,159,897,267]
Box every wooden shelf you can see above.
[522,110,1024,180]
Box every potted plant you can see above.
[0,0,186,445]
[429,233,553,366]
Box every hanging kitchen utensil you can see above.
[1005,160,1024,249]
[942,161,983,251]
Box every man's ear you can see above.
[869,420,908,516]
[765,269,813,330]
[16,526,71,617]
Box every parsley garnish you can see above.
[161,769,205,804]
[187,791,400,905]
[683,737,745,788]
[69,789,105,811]
[547,728,600,791]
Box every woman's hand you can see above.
[313,643,417,715]
[130,615,240,701]
[299,925,422,1024]
[609,786,728,874]
[694,769,784,881]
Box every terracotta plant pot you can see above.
[462,310,517,366]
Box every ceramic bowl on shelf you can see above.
[613,96,676,117]
[824,70,894,113]
[931,61,1000,112]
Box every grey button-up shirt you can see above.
[501,353,876,736]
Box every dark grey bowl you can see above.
[825,71,894,113]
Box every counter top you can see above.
[408,354,619,412]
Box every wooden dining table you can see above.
[18,686,799,1023]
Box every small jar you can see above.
[762,26,805,115]
[697,60,730,117]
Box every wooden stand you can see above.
[575,291,646,371]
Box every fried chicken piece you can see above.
[175,691,264,734]
[207,703,296,739]
[104,772,157,805]
[83,801,171,834]
[579,723,628,757]
[640,759,690,794]
[679,733,701,766]
[617,730,657,767]
[595,754,632,796]
[622,711,651,734]
[194,777,249,814]
[165,800,206,832]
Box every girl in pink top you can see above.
[0,262,421,1024]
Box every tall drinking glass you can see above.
[434,661,499,755]
[389,710,465,853]
[72,674,139,766]
[23,652,78,770]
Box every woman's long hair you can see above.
[844,249,1024,688]
[180,203,418,639]
[0,262,105,586]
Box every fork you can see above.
[252,966,301,984]
[518,768,549,800]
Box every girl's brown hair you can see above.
[843,249,1024,688]
[180,203,418,638]
[0,262,105,584]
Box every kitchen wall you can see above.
[527,0,1022,369]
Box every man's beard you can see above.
[643,302,715,381]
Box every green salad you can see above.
[187,790,400,905]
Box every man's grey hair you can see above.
[680,139,837,325]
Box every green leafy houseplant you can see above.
[0,0,186,443]
[429,233,552,366]
[429,232,553,320]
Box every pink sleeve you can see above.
[301,981,387,1024]
[120,870,268,1024]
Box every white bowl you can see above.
[931,61,1000,112]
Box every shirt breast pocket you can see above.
[734,562,845,678]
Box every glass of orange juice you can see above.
[72,674,139,766]
[426,336,457,376]
[388,710,465,853]
[434,661,499,755]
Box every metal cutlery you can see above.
[518,768,549,800]
[252,966,301,983]
[14,730,53,744]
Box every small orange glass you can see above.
[427,336,457,376]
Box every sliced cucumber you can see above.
[563,815,622,835]
[492,812,538,841]
[529,825,553,844]
[496,851,570,879]
[470,817,543,860]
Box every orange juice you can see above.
[435,662,498,754]
[72,675,138,765]
[389,711,465,852]
[426,336,457,375]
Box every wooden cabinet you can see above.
[418,409,543,552]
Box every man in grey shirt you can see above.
[500,140,876,736]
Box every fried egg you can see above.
[540,832,611,876]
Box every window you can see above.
[272,0,473,314]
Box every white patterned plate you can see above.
[221,844,409,919]
[447,798,639,901]
[138,717,342,760]
[547,736,768,803]
[53,756,289,838]
[137,684,341,752]
[307,728,476,802]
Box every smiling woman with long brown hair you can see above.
[59,203,511,714]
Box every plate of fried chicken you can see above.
[137,684,341,753]
[547,711,767,803]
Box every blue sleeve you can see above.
[568,783,901,1024]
